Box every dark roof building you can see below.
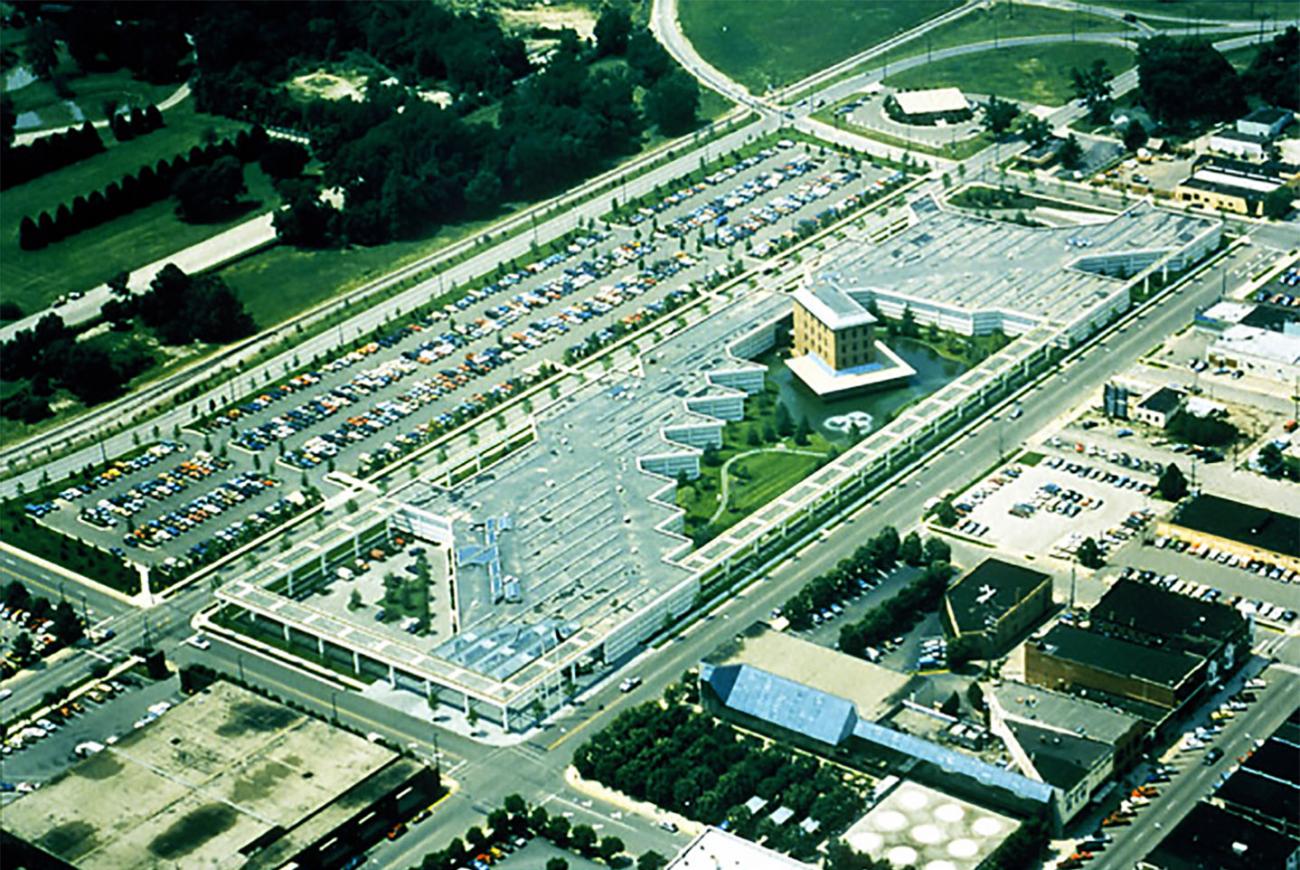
[1167,493,1300,561]
[1138,803,1300,870]
[1025,624,1205,710]
[1090,579,1251,668]
[1138,387,1184,415]
[1216,712,1300,838]
[942,558,1053,657]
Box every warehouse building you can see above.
[701,626,1057,823]
[1025,623,1206,711]
[1157,493,1300,574]
[804,199,1221,346]
[0,682,440,870]
[941,558,1053,658]
[1173,156,1299,216]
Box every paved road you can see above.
[1092,660,1300,870]
[0,213,278,342]
[9,82,192,147]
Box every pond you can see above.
[761,337,967,444]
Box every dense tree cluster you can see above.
[1070,58,1114,126]
[18,126,267,250]
[1168,409,1238,447]
[574,702,863,858]
[1135,36,1245,129]
[3,580,84,652]
[1,120,105,190]
[1156,462,1188,501]
[50,5,193,83]
[103,263,256,346]
[1242,26,1299,111]
[0,314,154,416]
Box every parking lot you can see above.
[1,672,180,798]
[24,138,908,584]
[950,453,1155,564]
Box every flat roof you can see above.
[1034,624,1203,690]
[1141,803,1300,870]
[1242,106,1293,125]
[708,624,916,723]
[841,780,1018,870]
[894,87,968,116]
[1091,579,1246,654]
[1172,493,1300,559]
[668,827,813,869]
[1006,719,1110,792]
[1212,323,1300,366]
[1213,129,1269,145]
[989,680,1146,747]
[945,558,1051,635]
[793,283,877,330]
[809,201,1219,334]
[1,682,399,868]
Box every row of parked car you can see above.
[1042,454,1156,495]
[74,453,234,528]
[115,472,281,549]
[153,490,318,580]
[623,140,799,226]
[23,441,193,520]
[1118,565,1297,623]
[706,168,863,250]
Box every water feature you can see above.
[760,337,967,444]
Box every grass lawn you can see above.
[947,184,1115,213]
[678,0,960,95]
[1222,44,1260,70]
[1087,0,1296,21]
[0,501,140,594]
[0,101,259,316]
[873,2,1129,69]
[885,43,1136,106]
[7,67,178,133]
[676,383,835,544]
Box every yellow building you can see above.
[1156,493,1300,575]
[792,288,877,370]
[1173,157,1300,217]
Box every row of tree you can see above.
[838,558,954,659]
[108,103,164,142]
[18,126,268,250]
[779,525,951,632]
[1,120,105,190]
[102,263,256,347]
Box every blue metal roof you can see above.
[851,719,1055,805]
[705,663,857,746]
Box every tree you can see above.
[52,601,84,644]
[645,69,700,136]
[981,95,1021,138]
[638,851,669,870]
[1070,58,1114,124]
[1136,36,1244,128]
[529,805,550,833]
[599,835,626,863]
[1263,186,1294,221]
[947,634,980,669]
[546,859,569,870]
[924,536,952,565]
[12,631,34,663]
[775,402,794,437]
[1242,25,1299,110]
[900,304,918,336]
[24,20,59,80]
[259,139,310,179]
[1156,462,1188,501]
[570,823,598,855]
[1017,113,1052,149]
[1077,536,1105,569]
[900,531,923,565]
[594,3,632,56]
[1058,134,1084,170]
[627,29,671,85]
[935,498,958,527]
[544,815,571,845]
[1122,119,1147,152]
[794,415,811,446]
[1258,442,1286,478]
[173,156,246,222]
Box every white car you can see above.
[186,635,211,651]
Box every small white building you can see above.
[1237,107,1293,140]
[893,87,969,119]
[1209,129,1269,161]
[1133,386,1185,429]
[1208,324,1300,385]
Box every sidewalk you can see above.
[564,765,704,838]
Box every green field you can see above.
[0,101,262,316]
[678,0,960,95]
[222,90,736,331]
[873,2,1131,69]
[1088,0,1296,21]
[885,43,1136,106]
[7,68,178,134]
